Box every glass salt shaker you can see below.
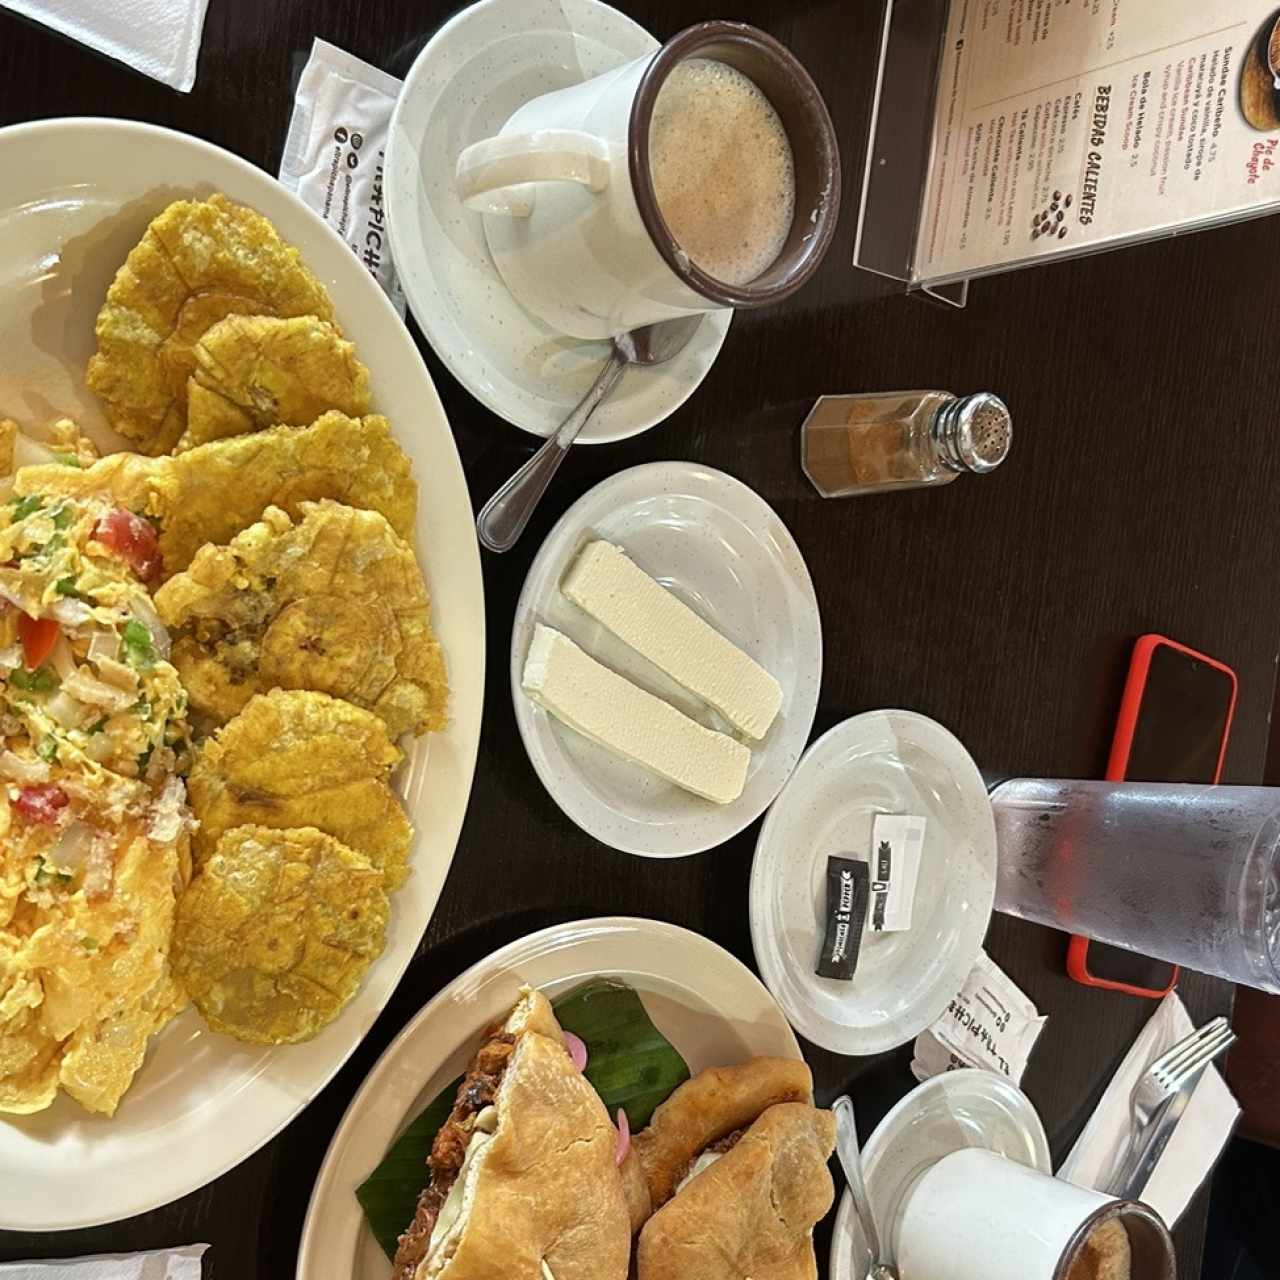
[801,390,1012,498]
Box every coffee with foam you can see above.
[648,58,796,287]
[1066,1217,1132,1280]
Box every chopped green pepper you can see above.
[121,619,156,671]
[32,857,72,887]
[9,665,58,693]
[9,494,42,521]
[53,576,91,601]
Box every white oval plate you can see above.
[511,462,822,857]
[829,1070,1051,1280]
[0,119,485,1230]
[296,916,802,1280]
[386,0,732,443]
[750,711,996,1054]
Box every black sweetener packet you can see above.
[815,855,869,980]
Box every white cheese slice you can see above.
[560,540,782,740]
[676,1148,723,1193]
[522,625,749,805]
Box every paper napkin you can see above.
[1058,991,1240,1227]
[0,0,210,92]
[0,1246,207,1279]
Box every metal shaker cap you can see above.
[935,392,1012,474]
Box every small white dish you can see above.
[296,915,801,1280]
[829,1070,1052,1280]
[511,461,821,858]
[750,710,996,1054]
[386,0,733,442]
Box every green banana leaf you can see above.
[356,978,690,1261]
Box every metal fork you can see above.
[1104,1015,1236,1198]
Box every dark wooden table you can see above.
[1,1,1273,1277]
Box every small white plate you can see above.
[511,462,822,858]
[296,915,801,1280]
[386,0,732,443]
[829,1070,1052,1280]
[750,711,996,1054]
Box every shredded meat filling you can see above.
[391,1031,515,1280]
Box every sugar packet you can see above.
[280,37,406,316]
[911,950,1046,1084]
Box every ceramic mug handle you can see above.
[455,129,611,217]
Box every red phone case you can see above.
[1067,634,1238,997]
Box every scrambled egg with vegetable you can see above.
[0,485,194,1114]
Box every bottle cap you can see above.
[936,393,1012,473]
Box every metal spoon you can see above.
[832,1095,898,1280]
[476,315,703,553]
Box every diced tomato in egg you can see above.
[17,614,59,670]
[91,508,162,583]
[14,783,68,825]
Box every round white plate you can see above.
[750,711,996,1054]
[829,1070,1051,1280]
[511,462,822,857]
[386,0,733,442]
[0,119,485,1230]
[296,915,802,1280]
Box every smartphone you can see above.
[1067,635,1238,997]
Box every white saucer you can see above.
[511,462,821,857]
[387,0,733,442]
[829,1070,1052,1280]
[749,710,997,1055]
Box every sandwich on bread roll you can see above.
[636,1102,837,1280]
[392,988,631,1280]
[633,1057,815,1208]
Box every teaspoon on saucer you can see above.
[476,314,703,554]
[833,1095,899,1280]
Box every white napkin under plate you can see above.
[0,0,210,92]
[1058,990,1240,1227]
[0,1245,207,1280]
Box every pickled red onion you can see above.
[563,1031,588,1073]
[565,1029,588,1070]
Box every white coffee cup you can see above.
[454,21,841,339]
[895,1148,1175,1280]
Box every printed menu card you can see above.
[915,1,1280,280]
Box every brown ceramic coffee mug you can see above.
[455,21,841,339]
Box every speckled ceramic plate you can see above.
[511,462,821,857]
[750,711,996,1054]
[386,0,732,442]
[829,1071,1051,1280]
[296,916,802,1280]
